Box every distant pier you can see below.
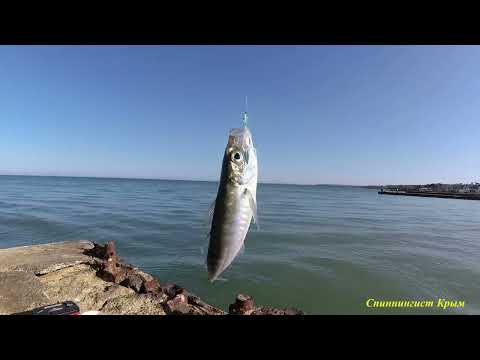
[378,190,480,201]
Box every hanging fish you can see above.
[206,107,258,282]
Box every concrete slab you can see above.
[0,271,50,314]
[0,240,95,274]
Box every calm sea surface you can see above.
[1,175,479,314]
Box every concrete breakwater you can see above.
[0,240,304,315]
[378,190,480,201]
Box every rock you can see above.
[101,294,166,315]
[251,307,305,315]
[161,283,186,299]
[144,291,168,303]
[164,293,189,314]
[228,293,305,315]
[135,270,155,283]
[96,255,137,285]
[141,279,161,294]
[104,241,117,261]
[97,260,128,284]
[283,308,305,315]
[91,242,150,290]
[229,293,256,315]
[168,294,226,315]
[0,271,51,314]
[83,242,108,259]
[187,295,227,315]
[120,273,144,293]
[166,303,207,315]
[120,269,163,295]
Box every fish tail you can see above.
[208,273,228,283]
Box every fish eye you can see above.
[231,152,242,161]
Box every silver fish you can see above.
[206,124,258,282]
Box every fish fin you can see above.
[202,231,211,268]
[203,230,211,254]
[203,201,214,256]
[215,277,229,282]
[239,243,246,256]
[208,200,215,219]
[252,216,260,230]
[205,199,215,226]
[244,188,259,229]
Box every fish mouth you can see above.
[228,127,253,149]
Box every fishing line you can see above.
[242,95,248,128]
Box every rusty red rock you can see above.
[229,293,256,315]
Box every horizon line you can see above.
[0,173,382,187]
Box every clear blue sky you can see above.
[0,45,479,185]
